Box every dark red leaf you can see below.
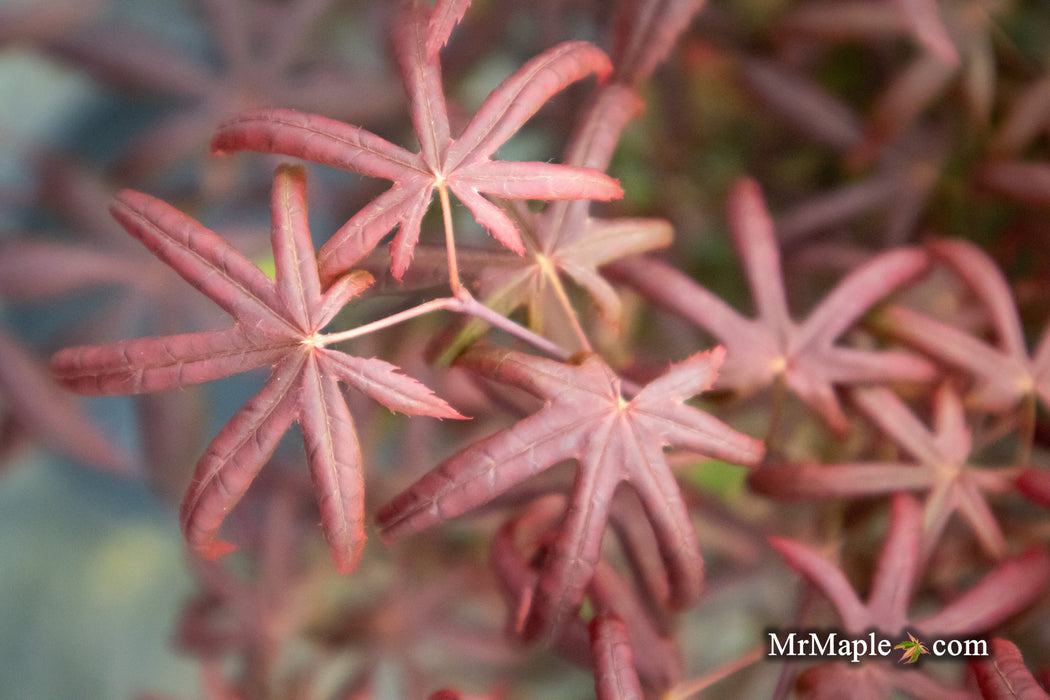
[377,345,762,639]
[211,5,620,282]
[753,384,1017,559]
[609,178,934,432]
[874,238,1050,413]
[52,165,461,573]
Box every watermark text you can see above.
[766,629,988,664]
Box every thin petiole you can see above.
[437,182,463,294]
[321,292,571,361]
[456,291,571,360]
[319,297,459,346]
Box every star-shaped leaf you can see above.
[210,0,623,283]
[376,345,764,640]
[446,85,670,352]
[609,177,936,432]
[872,238,1050,503]
[771,494,1050,697]
[51,164,463,573]
[473,195,672,338]
[773,495,1050,640]
[874,237,1050,414]
[443,0,708,350]
[750,383,1019,559]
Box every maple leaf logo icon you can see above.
[894,633,930,664]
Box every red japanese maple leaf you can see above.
[51,164,463,573]
[448,85,670,354]
[875,237,1050,415]
[209,0,623,284]
[871,238,1050,513]
[441,0,709,352]
[771,494,1050,699]
[750,383,1019,559]
[609,177,935,432]
[376,345,764,641]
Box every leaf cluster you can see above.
[2,0,1050,698]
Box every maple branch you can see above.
[453,291,571,360]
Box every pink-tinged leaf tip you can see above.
[426,0,472,61]
[196,538,237,561]
[698,345,726,372]
[332,546,363,576]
